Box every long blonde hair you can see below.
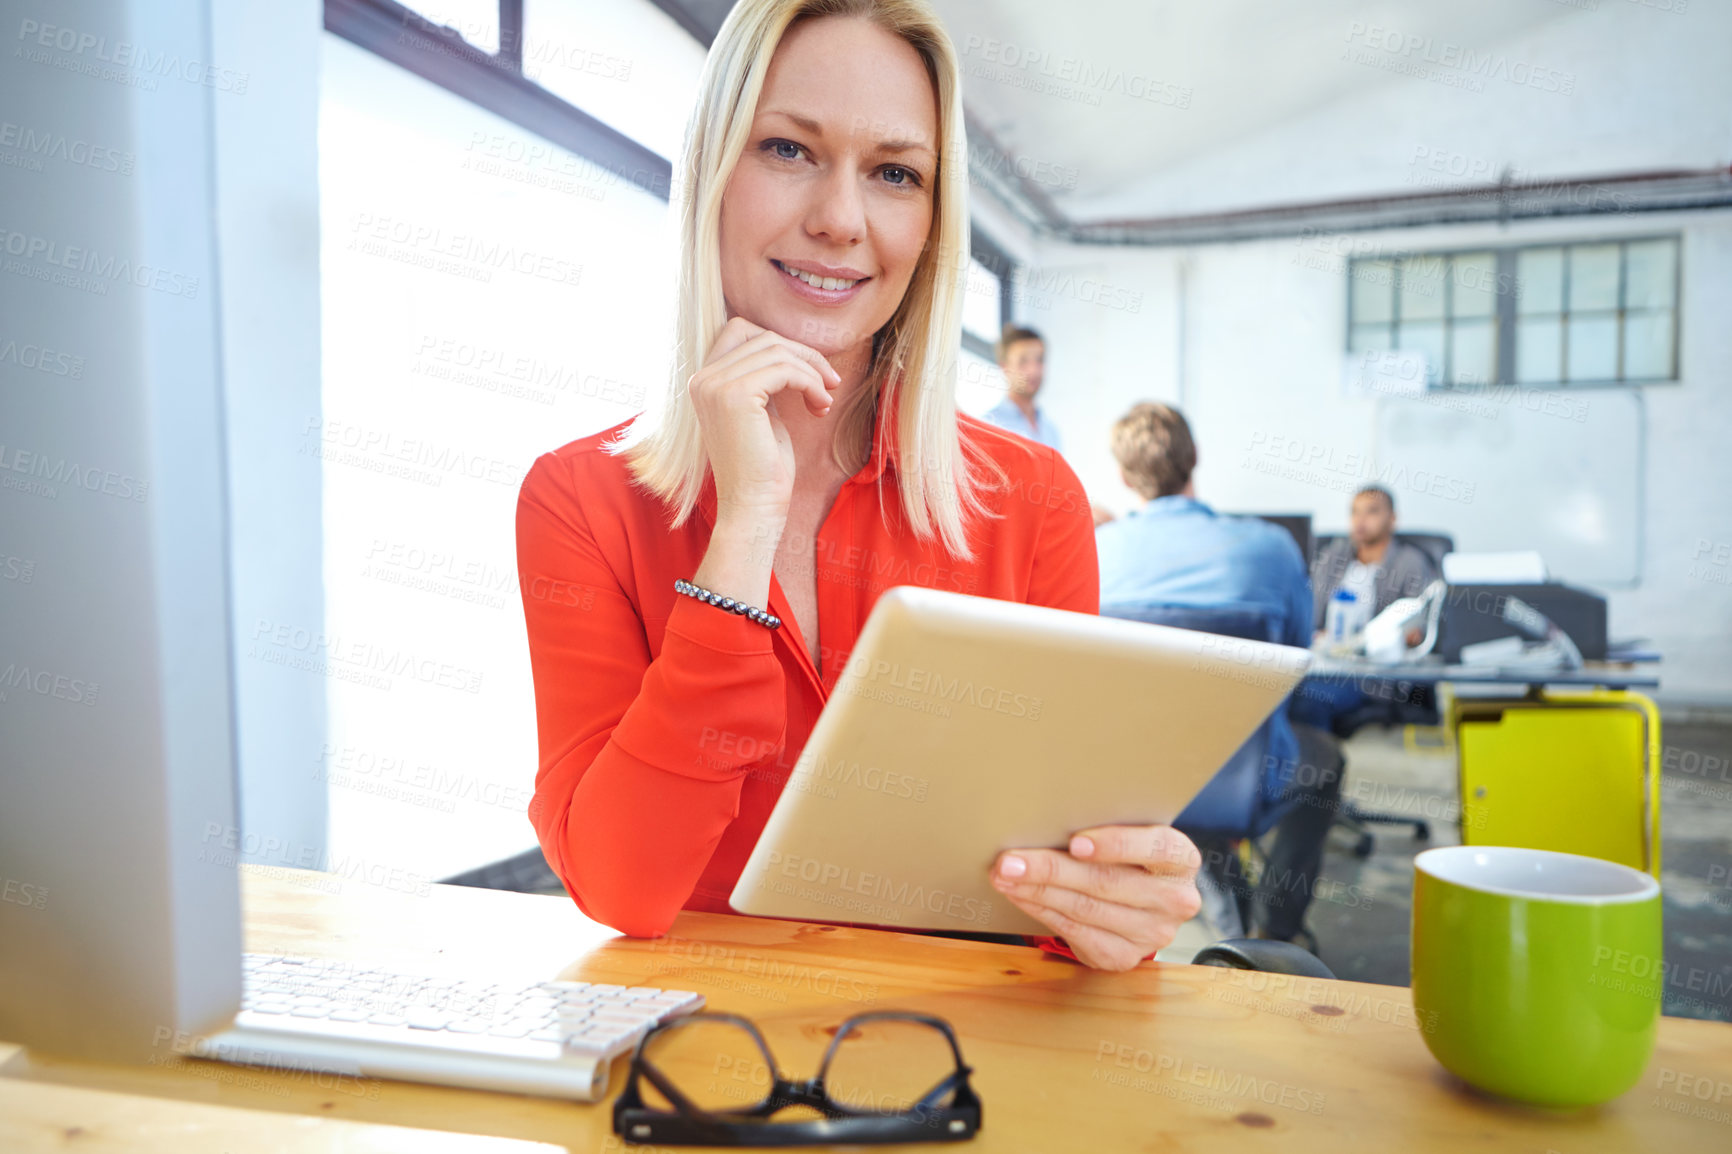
[607,0,999,559]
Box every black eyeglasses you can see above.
[612,1010,982,1146]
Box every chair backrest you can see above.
[1098,603,1295,838]
[1398,533,1455,571]
[1099,603,1278,644]
[1313,532,1455,571]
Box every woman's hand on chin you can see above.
[990,825,1204,972]
[689,315,840,520]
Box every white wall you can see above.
[1021,208,1732,708]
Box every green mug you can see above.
[1411,845,1662,1107]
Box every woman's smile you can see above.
[771,257,873,304]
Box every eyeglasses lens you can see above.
[821,1018,959,1116]
[641,1017,778,1114]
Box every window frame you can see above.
[1346,234,1682,390]
[963,225,1016,363]
[325,0,672,201]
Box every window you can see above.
[957,228,1018,418]
[1350,250,1497,387]
[962,226,1013,362]
[960,256,1004,352]
[1514,239,1678,384]
[1349,236,1679,387]
[317,1,702,880]
[522,0,705,160]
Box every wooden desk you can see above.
[3,865,1728,1152]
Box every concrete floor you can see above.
[453,717,1732,1022]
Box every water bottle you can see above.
[1326,589,1359,650]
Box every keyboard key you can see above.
[404,1009,452,1031]
[591,1010,658,1028]
[587,1026,645,1051]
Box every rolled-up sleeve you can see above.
[516,453,787,937]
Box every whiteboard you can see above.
[1372,386,1641,587]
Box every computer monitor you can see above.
[1244,513,1314,566]
[0,0,244,1063]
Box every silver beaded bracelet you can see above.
[674,578,781,630]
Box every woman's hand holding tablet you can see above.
[992,825,1204,972]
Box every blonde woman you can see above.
[516,0,1201,971]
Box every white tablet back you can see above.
[729,586,1311,935]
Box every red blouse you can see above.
[515,393,1099,952]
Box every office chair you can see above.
[1098,602,1318,947]
[1098,604,1294,839]
[1395,532,1454,572]
[1308,531,1455,573]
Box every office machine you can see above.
[1435,583,1610,662]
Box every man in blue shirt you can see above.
[1097,402,1343,950]
[981,324,1063,452]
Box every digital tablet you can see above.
[728,586,1312,935]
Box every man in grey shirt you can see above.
[1294,484,1441,733]
[1310,485,1440,630]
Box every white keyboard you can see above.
[186,953,704,1100]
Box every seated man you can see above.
[1310,485,1440,630]
[1097,402,1343,949]
[1293,485,1442,732]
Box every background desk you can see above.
[3,865,1729,1152]
[1304,657,1664,873]
[1303,655,1661,690]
